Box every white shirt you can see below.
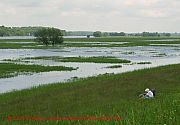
[146,91,154,98]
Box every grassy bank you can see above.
[0,63,76,78]
[0,64,179,125]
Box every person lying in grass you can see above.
[139,88,154,99]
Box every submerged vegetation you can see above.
[0,63,76,78]
[0,64,179,124]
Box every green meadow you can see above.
[0,64,179,125]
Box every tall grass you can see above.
[0,64,179,124]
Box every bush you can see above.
[34,28,63,46]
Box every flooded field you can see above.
[0,42,180,93]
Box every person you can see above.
[143,88,154,99]
[151,88,156,97]
[139,88,154,99]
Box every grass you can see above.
[0,63,76,78]
[0,37,180,48]
[152,53,167,57]
[137,62,152,64]
[24,56,131,64]
[0,64,179,125]
[122,52,135,55]
[0,43,37,49]
[60,57,131,63]
[106,65,122,68]
[64,37,180,48]
[64,36,180,42]
[0,39,34,42]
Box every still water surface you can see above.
[0,45,180,93]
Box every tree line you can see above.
[0,26,45,36]
[0,25,91,37]
[92,31,171,37]
[0,26,172,38]
[93,31,126,37]
[134,32,171,37]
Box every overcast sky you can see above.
[0,0,180,32]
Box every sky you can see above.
[0,0,180,32]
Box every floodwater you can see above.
[0,45,180,93]
[144,39,180,41]
[150,44,180,47]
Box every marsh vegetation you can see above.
[0,36,180,125]
[0,63,76,78]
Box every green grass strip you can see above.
[0,63,76,78]
[60,57,131,63]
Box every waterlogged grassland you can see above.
[0,39,36,49]
[106,65,122,68]
[65,36,180,48]
[65,36,180,42]
[0,37,180,48]
[60,57,131,63]
[0,43,36,49]
[23,56,131,64]
[0,39,33,42]
[63,36,180,47]
[0,63,76,78]
[0,64,179,125]
[137,62,152,64]
[63,40,180,47]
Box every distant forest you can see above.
[0,26,93,37]
[0,25,178,37]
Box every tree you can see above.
[102,32,109,37]
[119,32,126,36]
[93,31,102,37]
[109,32,126,36]
[34,28,63,46]
[142,32,160,37]
[165,33,171,37]
[0,26,10,36]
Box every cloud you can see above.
[125,0,161,6]
[140,10,167,18]
[0,0,180,32]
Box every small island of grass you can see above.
[25,56,131,64]
[0,63,76,78]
